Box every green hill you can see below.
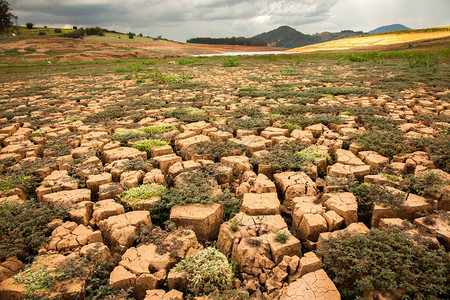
[253,26,364,48]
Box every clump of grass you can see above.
[274,230,290,244]
[170,247,234,296]
[110,128,145,145]
[222,57,239,67]
[132,139,168,156]
[297,146,332,165]
[118,183,166,204]
[186,141,245,162]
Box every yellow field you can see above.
[287,27,450,53]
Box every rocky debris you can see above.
[321,192,358,226]
[170,203,224,242]
[327,162,371,181]
[98,211,151,253]
[358,151,389,169]
[144,289,183,300]
[68,201,94,225]
[260,127,289,139]
[267,229,302,265]
[241,193,280,215]
[41,188,91,208]
[229,135,272,154]
[46,221,102,253]
[153,154,183,175]
[220,155,253,178]
[0,257,24,283]
[91,199,125,225]
[103,147,147,164]
[36,170,78,201]
[217,212,288,257]
[144,169,166,186]
[98,182,125,200]
[414,214,450,250]
[111,229,200,299]
[278,269,341,300]
[86,172,112,198]
[120,170,145,188]
[274,172,317,212]
[0,254,85,299]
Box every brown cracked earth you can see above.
[0,38,449,300]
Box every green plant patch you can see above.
[317,227,449,299]
[352,129,406,159]
[186,141,245,162]
[170,247,234,296]
[132,139,168,156]
[250,141,308,171]
[0,200,67,261]
[118,183,166,204]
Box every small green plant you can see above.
[110,128,145,145]
[222,57,239,67]
[65,115,82,121]
[297,146,332,165]
[229,214,243,232]
[274,230,290,244]
[118,183,166,204]
[349,54,367,62]
[352,129,406,159]
[54,28,62,33]
[250,141,308,171]
[140,124,177,135]
[170,247,234,296]
[132,139,168,156]
[178,57,198,65]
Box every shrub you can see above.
[222,57,239,67]
[14,248,132,299]
[250,141,308,171]
[170,247,234,296]
[297,145,332,165]
[274,230,290,244]
[349,54,367,62]
[118,183,166,204]
[186,141,245,162]
[400,171,449,196]
[26,22,33,29]
[38,31,46,36]
[0,200,67,261]
[0,173,40,197]
[233,106,263,118]
[63,28,85,38]
[349,183,405,226]
[317,227,449,299]
[54,28,62,33]
[227,118,269,130]
[152,167,240,225]
[110,128,145,145]
[352,129,406,159]
[132,139,168,157]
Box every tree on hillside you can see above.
[0,0,17,34]
[26,22,33,29]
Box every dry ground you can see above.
[0,41,449,299]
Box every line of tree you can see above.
[187,36,267,46]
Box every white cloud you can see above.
[9,0,450,41]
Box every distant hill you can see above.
[368,24,411,34]
[253,26,364,48]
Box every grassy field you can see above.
[288,26,450,52]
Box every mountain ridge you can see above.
[253,26,364,48]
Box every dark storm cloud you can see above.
[8,0,450,41]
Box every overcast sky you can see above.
[9,0,450,41]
